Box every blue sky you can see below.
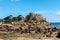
[0,0,60,22]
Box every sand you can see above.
[0,37,59,40]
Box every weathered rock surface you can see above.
[0,13,60,40]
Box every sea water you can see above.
[50,23,60,26]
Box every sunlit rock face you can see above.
[25,13,52,28]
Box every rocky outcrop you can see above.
[0,13,53,34]
[0,13,60,39]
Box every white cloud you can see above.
[57,11,60,15]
